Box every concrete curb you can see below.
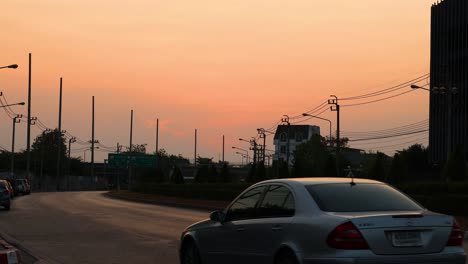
[0,232,54,264]
[103,192,226,212]
[0,239,21,264]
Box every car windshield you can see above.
[306,183,423,212]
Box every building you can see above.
[429,0,468,162]
[273,125,320,164]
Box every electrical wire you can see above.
[340,74,429,101]
[348,130,428,142]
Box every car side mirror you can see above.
[209,211,224,222]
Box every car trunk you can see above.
[329,211,453,255]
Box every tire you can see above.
[181,240,202,264]
[4,203,10,211]
[275,249,299,264]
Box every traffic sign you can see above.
[108,153,157,168]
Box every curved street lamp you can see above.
[411,83,458,156]
[232,146,249,162]
[0,102,25,108]
[0,64,18,70]
[302,113,332,141]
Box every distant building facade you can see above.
[273,125,320,164]
[429,0,468,162]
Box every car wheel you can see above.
[181,240,201,264]
[275,249,299,264]
[5,204,10,211]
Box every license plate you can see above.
[392,231,423,247]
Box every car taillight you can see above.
[446,220,463,247]
[327,221,369,250]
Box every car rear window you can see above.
[306,183,423,212]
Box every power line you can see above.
[349,131,428,146]
[341,89,418,107]
[342,120,429,138]
[340,74,429,101]
[348,129,428,142]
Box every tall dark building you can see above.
[429,0,468,163]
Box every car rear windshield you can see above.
[306,183,423,212]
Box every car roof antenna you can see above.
[346,166,356,186]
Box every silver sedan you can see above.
[180,178,467,264]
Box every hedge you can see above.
[134,183,252,201]
[396,182,468,196]
[133,182,468,216]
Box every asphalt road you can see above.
[0,192,208,264]
[0,192,466,264]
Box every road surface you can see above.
[0,192,466,264]
[0,192,208,263]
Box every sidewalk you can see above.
[104,191,229,211]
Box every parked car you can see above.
[13,179,31,195]
[5,179,16,197]
[0,181,11,210]
[0,180,14,198]
[180,178,466,264]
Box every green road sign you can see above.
[108,153,157,168]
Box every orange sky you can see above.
[0,0,433,163]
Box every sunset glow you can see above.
[1,0,433,162]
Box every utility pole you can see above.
[281,116,290,166]
[26,53,32,181]
[11,115,22,178]
[67,137,76,190]
[130,110,133,152]
[250,138,258,165]
[129,109,133,190]
[328,95,340,175]
[57,78,63,182]
[257,128,266,165]
[39,128,50,183]
[194,129,197,166]
[91,96,95,179]
[156,118,159,154]
[222,135,225,163]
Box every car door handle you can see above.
[271,225,283,231]
[236,227,245,232]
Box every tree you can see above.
[194,156,215,183]
[293,135,329,177]
[246,163,256,182]
[323,154,337,176]
[324,136,349,148]
[443,145,467,182]
[170,165,184,184]
[31,129,67,176]
[256,162,267,182]
[219,162,231,183]
[366,152,388,181]
[125,144,147,154]
[386,153,406,184]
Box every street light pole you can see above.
[0,64,18,69]
[281,116,290,166]
[56,78,63,183]
[328,95,340,176]
[26,53,32,182]
[411,84,457,159]
[0,102,25,108]
[91,96,96,179]
[10,115,22,178]
[302,113,332,142]
[232,146,249,163]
